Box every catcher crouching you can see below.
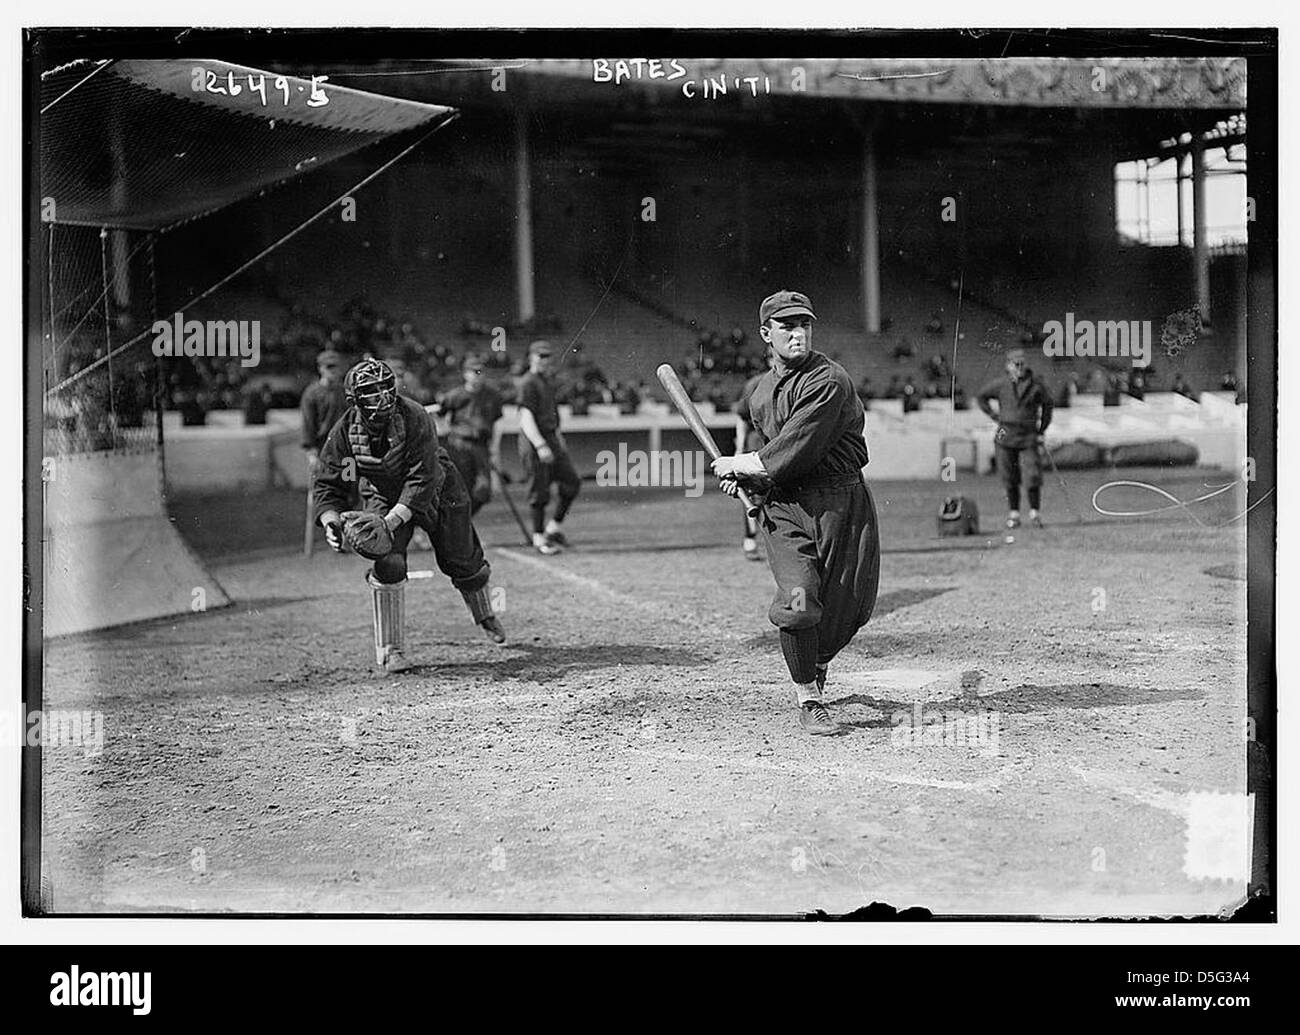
[312,359,507,674]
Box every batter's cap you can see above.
[759,290,818,325]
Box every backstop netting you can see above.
[38,58,456,633]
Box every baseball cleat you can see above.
[1005,514,1021,530]
[381,648,415,675]
[1029,512,1044,528]
[742,537,762,561]
[545,529,569,547]
[799,700,838,736]
[479,616,507,645]
[533,533,560,556]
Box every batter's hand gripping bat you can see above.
[656,363,762,518]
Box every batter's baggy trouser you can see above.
[995,441,1043,511]
[365,454,495,665]
[760,472,881,684]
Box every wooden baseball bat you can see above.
[656,363,761,517]
[304,484,316,557]
[489,460,536,546]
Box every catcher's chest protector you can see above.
[937,496,980,536]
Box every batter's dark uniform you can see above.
[976,370,1054,512]
[516,370,581,533]
[439,382,505,513]
[312,395,490,592]
[747,352,881,677]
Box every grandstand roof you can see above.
[310,57,1245,176]
[317,57,1245,112]
[525,58,1247,110]
[39,59,456,230]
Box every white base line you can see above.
[493,547,709,633]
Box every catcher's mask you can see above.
[345,360,398,433]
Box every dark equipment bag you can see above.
[937,495,980,536]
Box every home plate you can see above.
[832,668,967,701]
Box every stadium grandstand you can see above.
[149,57,1248,398]
[39,55,1252,623]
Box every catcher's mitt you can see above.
[340,510,394,560]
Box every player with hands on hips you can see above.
[436,353,504,514]
[975,347,1054,530]
[301,348,348,470]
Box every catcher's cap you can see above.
[760,290,817,325]
[528,340,554,358]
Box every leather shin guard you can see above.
[459,584,495,625]
[368,571,406,667]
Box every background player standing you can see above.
[312,359,506,674]
[300,348,347,468]
[976,347,1055,529]
[516,340,581,555]
[733,361,770,562]
[712,291,881,736]
[437,353,504,515]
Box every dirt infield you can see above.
[40,464,1250,916]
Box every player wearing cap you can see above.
[712,291,881,736]
[976,347,1054,529]
[300,348,348,469]
[312,359,506,674]
[437,353,505,514]
[516,340,581,555]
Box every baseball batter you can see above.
[312,359,507,674]
[976,347,1055,529]
[712,291,881,736]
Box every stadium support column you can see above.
[514,110,536,326]
[860,127,881,334]
[1176,150,1185,246]
[1191,135,1211,324]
